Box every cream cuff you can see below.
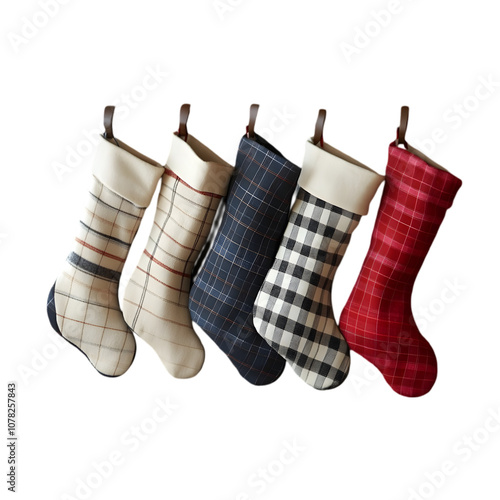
[299,139,384,215]
[93,135,164,208]
[166,134,234,196]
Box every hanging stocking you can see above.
[122,105,234,378]
[47,107,164,376]
[189,105,301,385]
[339,106,462,397]
[253,110,384,389]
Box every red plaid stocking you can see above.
[339,107,462,397]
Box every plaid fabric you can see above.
[123,168,226,378]
[253,188,360,390]
[47,176,144,376]
[339,145,462,397]
[189,134,301,385]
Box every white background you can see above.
[1,1,499,499]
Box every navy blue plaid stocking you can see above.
[189,129,300,385]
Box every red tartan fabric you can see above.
[339,144,462,397]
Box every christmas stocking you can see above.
[253,110,384,390]
[339,107,462,397]
[122,105,234,378]
[47,107,164,376]
[189,105,301,385]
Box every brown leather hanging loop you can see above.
[246,104,259,138]
[103,106,115,139]
[177,104,190,141]
[395,106,409,147]
[313,109,327,147]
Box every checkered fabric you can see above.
[189,134,301,385]
[47,136,163,376]
[339,144,462,397]
[253,188,360,389]
[123,163,230,379]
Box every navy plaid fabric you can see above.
[189,134,301,385]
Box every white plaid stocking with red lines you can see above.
[122,134,233,378]
[47,134,164,376]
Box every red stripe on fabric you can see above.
[226,212,280,240]
[137,267,189,293]
[164,169,223,198]
[143,250,191,278]
[75,238,126,263]
[154,221,196,250]
[240,148,297,186]
[240,172,289,204]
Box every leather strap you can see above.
[177,103,190,141]
[313,109,326,147]
[103,106,115,139]
[395,106,409,147]
[246,104,259,138]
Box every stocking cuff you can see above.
[300,140,384,215]
[93,135,164,208]
[166,134,234,196]
[387,145,462,209]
